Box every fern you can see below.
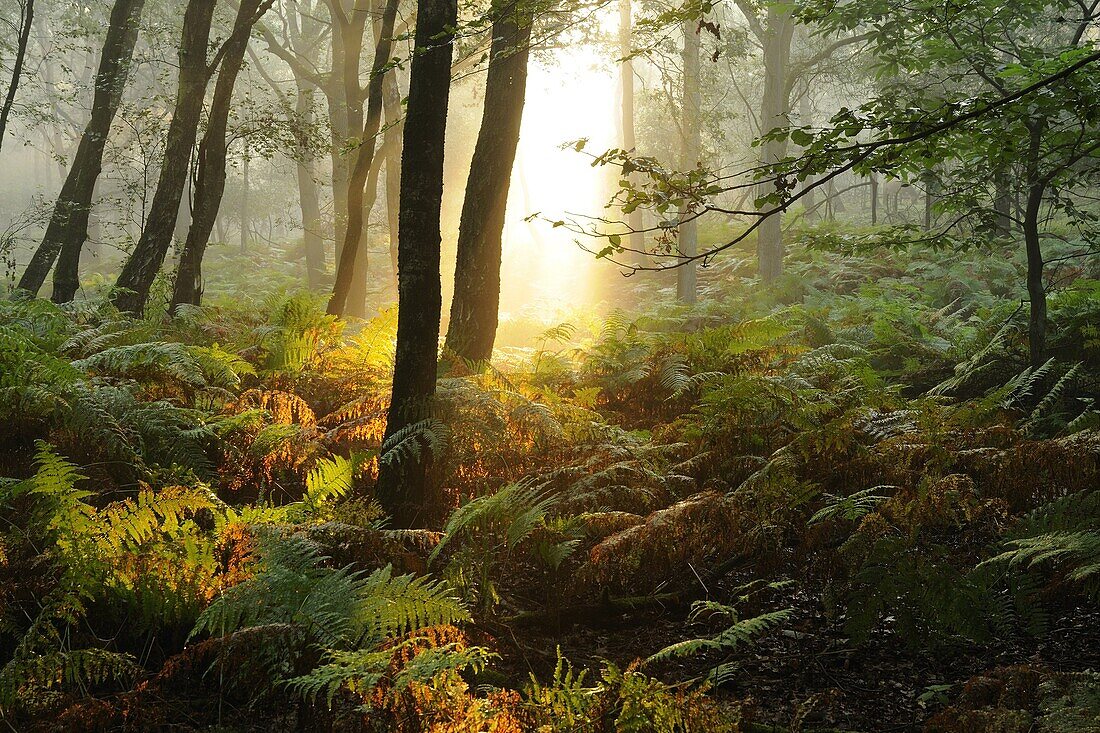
[379,418,451,470]
[192,534,468,648]
[646,606,792,664]
[356,565,470,640]
[808,486,895,525]
[191,533,471,705]
[981,491,1100,596]
[73,341,209,390]
[430,478,555,565]
[300,454,361,516]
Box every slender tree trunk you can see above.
[756,5,793,282]
[382,67,403,289]
[676,18,700,304]
[1023,123,1047,367]
[296,83,327,288]
[376,0,457,528]
[170,0,270,312]
[870,173,878,224]
[328,0,401,316]
[110,0,220,315]
[0,0,33,157]
[619,0,645,264]
[993,167,1012,237]
[324,1,368,277]
[923,169,934,231]
[18,0,145,301]
[798,93,816,222]
[330,0,404,314]
[346,137,390,317]
[240,147,251,252]
[444,0,532,362]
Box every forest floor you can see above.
[2,235,1100,732]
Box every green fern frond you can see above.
[808,486,895,525]
[357,565,470,641]
[646,607,792,664]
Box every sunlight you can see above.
[498,44,619,327]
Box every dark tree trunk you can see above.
[110,0,220,315]
[375,0,457,528]
[0,0,33,157]
[170,0,270,312]
[18,0,145,300]
[1024,123,1047,367]
[444,0,532,363]
[993,167,1012,237]
[327,0,401,317]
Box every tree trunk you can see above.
[376,0,457,528]
[756,5,793,283]
[676,17,700,304]
[328,0,401,317]
[18,0,145,300]
[324,0,368,280]
[1024,123,1046,367]
[798,93,815,223]
[110,0,220,315]
[346,136,390,318]
[619,0,645,264]
[0,0,33,157]
[870,173,878,224]
[297,83,327,289]
[170,0,269,312]
[444,0,532,363]
[239,147,250,253]
[382,67,403,289]
[993,167,1012,237]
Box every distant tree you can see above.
[0,0,33,157]
[375,0,458,527]
[170,0,276,312]
[327,0,401,317]
[677,15,701,304]
[16,0,145,302]
[110,0,273,314]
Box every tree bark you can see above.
[109,0,221,315]
[328,0,400,317]
[239,147,250,253]
[296,82,327,289]
[755,4,793,283]
[444,0,533,363]
[677,18,701,304]
[382,67,403,289]
[993,166,1012,237]
[170,0,271,312]
[798,92,816,222]
[619,0,645,264]
[1023,123,1047,367]
[18,0,145,301]
[323,0,368,286]
[376,0,457,528]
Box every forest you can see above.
[0,0,1098,730]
